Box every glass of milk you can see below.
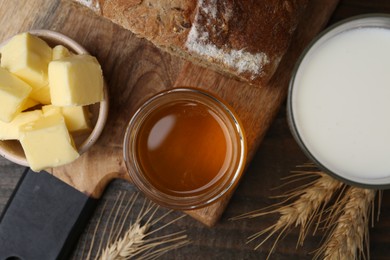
[288,14,390,188]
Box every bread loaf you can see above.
[73,0,308,85]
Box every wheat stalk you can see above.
[232,169,344,258]
[315,187,377,260]
[232,162,382,260]
[79,191,191,260]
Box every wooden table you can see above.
[1,0,390,259]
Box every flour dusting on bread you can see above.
[185,0,269,78]
[72,0,308,85]
[75,0,101,13]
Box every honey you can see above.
[136,100,232,195]
[124,88,246,209]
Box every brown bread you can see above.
[73,0,308,85]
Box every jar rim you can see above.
[123,87,247,210]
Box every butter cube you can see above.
[52,45,71,60]
[21,98,40,111]
[0,110,42,140]
[0,67,32,122]
[48,54,103,106]
[42,104,61,116]
[30,85,51,105]
[42,105,91,133]
[0,33,52,104]
[19,113,79,172]
[58,106,91,133]
[61,106,91,133]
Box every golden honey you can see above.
[136,100,231,194]
[124,88,246,209]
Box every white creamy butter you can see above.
[0,67,32,122]
[60,106,91,134]
[41,105,61,116]
[0,32,52,104]
[49,54,103,106]
[19,113,79,172]
[52,45,71,60]
[292,27,390,180]
[20,98,40,111]
[42,104,91,133]
[0,110,42,140]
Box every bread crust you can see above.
[75,0,307,85]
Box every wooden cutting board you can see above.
[0,0,339,227]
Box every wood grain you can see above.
[0,0,339,226]
[52,0,339,226]
[175,0,341,225]
[1,1,390,259]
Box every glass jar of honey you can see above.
[123,88,246,210]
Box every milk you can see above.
[292,27,390,181]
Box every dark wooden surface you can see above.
[0,0,339,228]
[1,0,390,259]
[36,0,338,227]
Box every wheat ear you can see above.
[232,171,344,258]
[315,187,376,260]
[81,191,190,260]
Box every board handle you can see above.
[0,168,98,260]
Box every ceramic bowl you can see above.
[0,29,109,167]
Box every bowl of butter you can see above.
[0,30,108,171]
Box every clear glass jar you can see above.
[288,14,390,188]
[123,88,247,209]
